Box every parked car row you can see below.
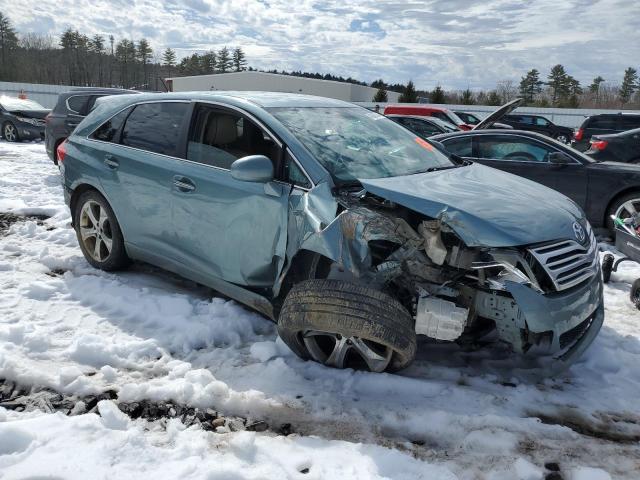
[57,92,604,375]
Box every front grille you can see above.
[528,223,598,292]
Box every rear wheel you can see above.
[278,279,416,372]
[73,190,130,271]
[2,122,19,142]
[555,133,569,144]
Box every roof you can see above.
[430,129,554,141]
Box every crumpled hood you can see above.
[10,109,50,119]
[359,163,585,247]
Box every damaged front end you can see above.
[279,183,603,371]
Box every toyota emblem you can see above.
[573,222,586,243]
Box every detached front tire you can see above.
[73,190,130,271]
[278,279,416,372]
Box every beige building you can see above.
[166,71,399,103]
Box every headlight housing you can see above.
[16,116,39,126]
[472,250,542,293]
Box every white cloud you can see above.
[5,0,638,89]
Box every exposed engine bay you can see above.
[327,188,600,357]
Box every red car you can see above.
[383,105,473,130]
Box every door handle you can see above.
[173,176,196,192]
[103,154,119,169]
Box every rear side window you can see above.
[620,116,640,130]
[91,108,131,143]
[121,102,189,157]
[442,137,473,157]
[587,116,618,129]
[67,95,89,114]
[86,95,107,114]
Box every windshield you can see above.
[0,96,46,111]
[269,107,455,184]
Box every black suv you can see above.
[501,114,573,143]
[572,113,640,152]
[45,88,138,163]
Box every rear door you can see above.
[93,100,191,255]
[470,133,588,206]
[170,103,290,287]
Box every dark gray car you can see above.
[45,88,138,163]
[0,97,49,142]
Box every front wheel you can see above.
[631,279,640,310]
[73,190,130,271]
[277,279,416,372]
[2,122,19,142]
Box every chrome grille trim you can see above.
[528,224,598,291]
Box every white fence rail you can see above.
[1,82,639,128]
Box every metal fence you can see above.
[0,81,72,109]
[2,81,639,128]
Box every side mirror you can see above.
[230,155,274,183]
[548,152,572,165]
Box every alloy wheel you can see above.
[555,134,568,144]
[614,198,640,222]
[79,200,113,262]
[302,330,393,372]
[4,124,17,142]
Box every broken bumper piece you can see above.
[475,267,604,370]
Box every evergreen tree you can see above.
[429,85,445,104]
[162,48,176,67]
[137,38,152,87]
[217,46,232,73]
[547,64,570,105]
[619,67,638,104]
[589,76,605,94]
[201,51,216,73]
[232,47,246,71]
[461,88,474,105]
[370,78,386,89]
[485,90,502,106]
[372,87,388,102]
[398,80,418,103]
[0,12,18,77]
[115,39,136,87]
[519,69,543,104]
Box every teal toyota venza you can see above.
[59,92,603,374]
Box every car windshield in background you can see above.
[0,97,46,111]
[269,107,454,184]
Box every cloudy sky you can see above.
[4,0,639,90]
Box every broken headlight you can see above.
[471,251,542,293]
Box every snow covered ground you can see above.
[0,140,639,479]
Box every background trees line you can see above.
[1,11,639,109]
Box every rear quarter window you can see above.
[91,108,132,143]
[587,116,618,130]
[66,95,89,114]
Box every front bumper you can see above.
[477,268,604,370]
[17,123,45,140]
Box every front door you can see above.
[472,134,588,207]
[170,104,290,287]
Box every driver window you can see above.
[477,136,553,163]
[187,106,280,170]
